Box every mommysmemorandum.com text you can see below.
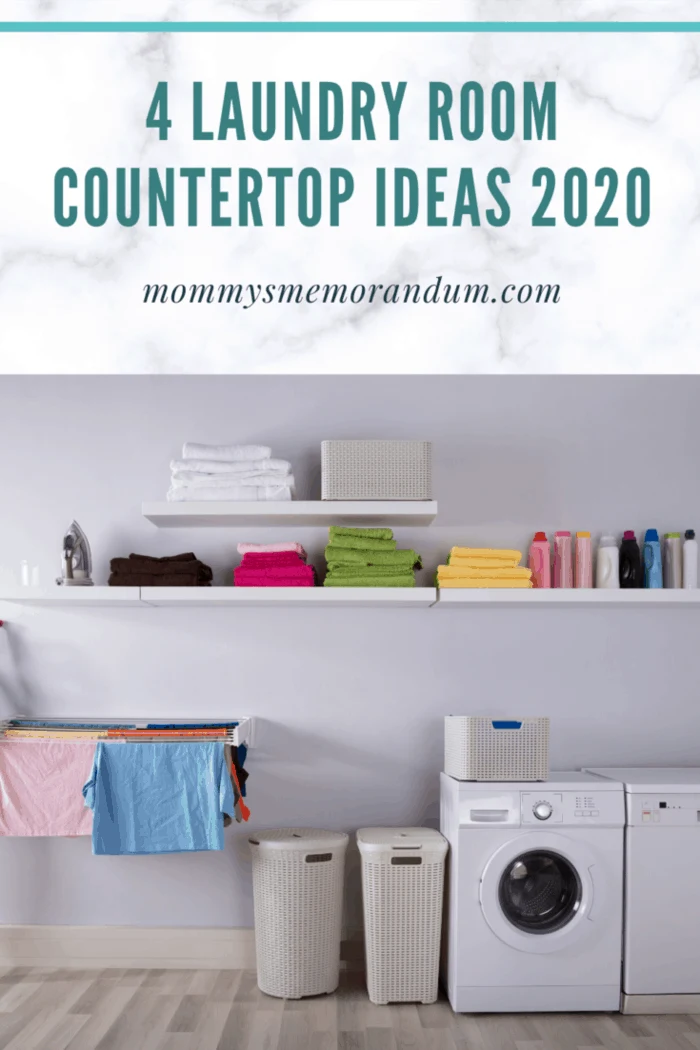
[142,277,561,309]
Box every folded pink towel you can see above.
[235,565,315,580]
[0,741,95,837]
[237,542,306,557]
[234,576,315,588]
[240,552,306,569]
[234,562,315,587]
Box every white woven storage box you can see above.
[321,440,432,500]
[357,827,448,1005]
[249,828,348,999]
[444,716,549,781]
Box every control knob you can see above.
[533,801,553,821]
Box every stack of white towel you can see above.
[167,443,295,502]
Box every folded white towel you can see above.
[171,458,291,475]
[182,443,272,462]
[171,473,295,489]
[167,485,293,502]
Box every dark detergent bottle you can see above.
[619,530,642,588]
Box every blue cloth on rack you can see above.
[83,742,235,855]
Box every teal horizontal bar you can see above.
[1,21,700,33]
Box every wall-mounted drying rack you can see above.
[0,716,256,748]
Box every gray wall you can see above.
[0,375,696,929]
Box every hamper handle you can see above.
[305,853,332,863]
[491,720,522,730]
[391,857,422,866]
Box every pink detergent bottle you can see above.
[529,532,551,588]
[553,531,573,588]
[575,532,593,588]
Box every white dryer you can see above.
[440,772,624,1013]
[586,767,700,1014]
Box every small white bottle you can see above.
[595,535,620,589]
[683,529,698,589]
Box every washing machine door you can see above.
[479,832,600,955]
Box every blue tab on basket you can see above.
[491,720,522,730]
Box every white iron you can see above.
[56,521,94,587]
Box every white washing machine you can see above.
[585,767,700,1014]
[440,771,624,1013]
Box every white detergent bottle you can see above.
[596,535,620,589]
[684,529,698,589]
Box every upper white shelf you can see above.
[142,500,438,528]
[0,586,436,609]
[3,587,699,610]
[141,586,437,608]
[436,589,700,607]
[0,587,142,607]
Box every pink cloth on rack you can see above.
[237,542,306,558]
[0,741,96,837]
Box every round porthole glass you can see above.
[498,849,582,934]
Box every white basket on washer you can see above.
[357,827,448,1005]
[249,828,349,999]
[444,716,549,781]
[321,440,432,500]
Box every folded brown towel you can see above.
[109,573,210,587]
[109,552,213,587]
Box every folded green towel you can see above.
[325,545,422,569]
[329,534,397,552]
[328,565,411,577]
[324,575,416,588]
[329,526,394,541]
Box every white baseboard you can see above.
[0,925,257,970]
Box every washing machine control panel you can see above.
[628,792,700,826]
[521,793,563,823]
[521,791,624,826]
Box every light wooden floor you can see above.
[0,967,696,1049]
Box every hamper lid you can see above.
[356,827,447,853]
[248,828,349,851]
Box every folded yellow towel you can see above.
[449,547,522,567]
[449,556,524,569]
[439,578,533,589]
[438,565,532,580]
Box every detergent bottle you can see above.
[683,530,698,589]
[528,532,551,588]
[643,529,663,589]
[596,535,619,589]
[619,531,642,589]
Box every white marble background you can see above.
[0,0,699,372]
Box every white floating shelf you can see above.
[436,589,700,607]
[0,587,142,607]
[142,500,438,528]
[141,587,437,608]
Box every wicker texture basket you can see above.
[357,828,448,1005]
[321,440,432,500]
[249,828,349,999]
[444,716,550,781]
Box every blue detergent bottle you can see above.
[643,529,663,588]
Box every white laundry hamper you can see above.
[249,828,349,999]
[357,827,448,1005]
